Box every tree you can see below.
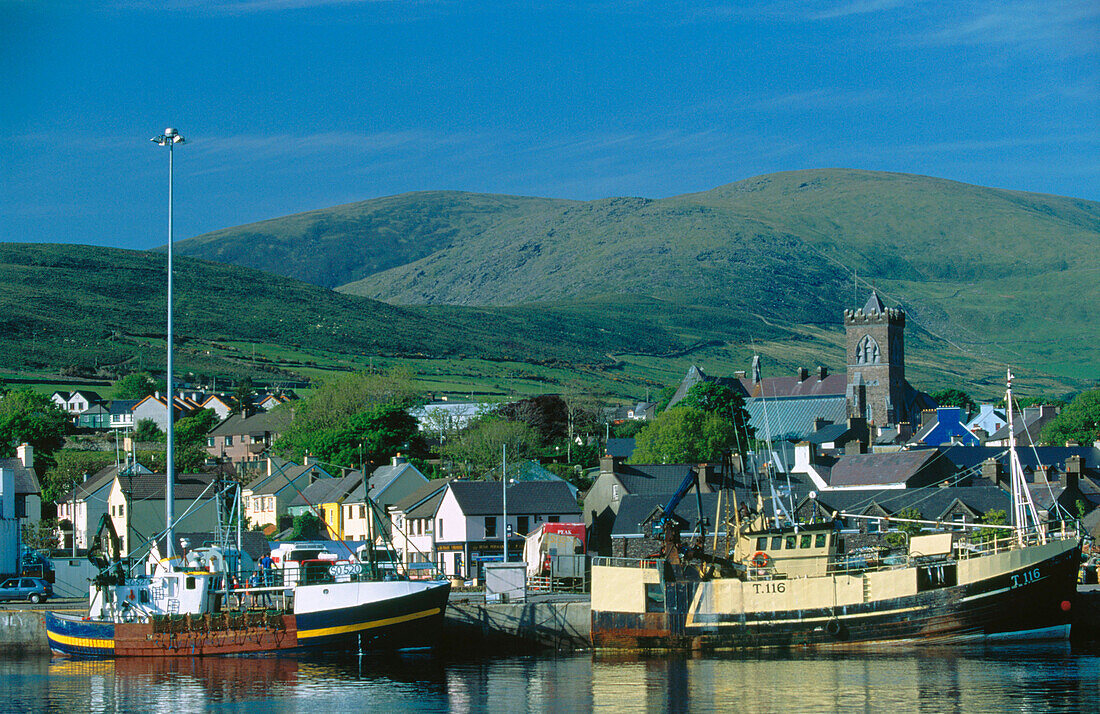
[612,420,647,438]
[1040,388,1100,445]
[442,418,540,477]
[234,377,255,417]
[112,372,160,400]
[682,382,755,441]
[41,450,114,504]
[174,408,219,470]
[884,507,923,547]
[653,385,677,414]
[630,407,737,464]
[288,512,326,541]
[930,389,976,418]
[22,518,60,552]
[496,395,566,444]
[276,403,424,469]
[279,368,421,437]
[133,418,162,443]
[976,508,1008,544]
[0,389,70,458]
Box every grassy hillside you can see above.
[174,192,574,289]
[0,244,697,382]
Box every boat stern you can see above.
[45,612,116,658]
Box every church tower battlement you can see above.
[845,291,906,426]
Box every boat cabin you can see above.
[88,570,216,621]
[735,522,837,578]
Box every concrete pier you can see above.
[442,597,591,652]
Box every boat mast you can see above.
[1005,368,1044,543]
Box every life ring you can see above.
[826,619,842,637]
[751,551,770,569]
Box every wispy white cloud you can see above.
[917,1,1100,55]
[803,0,907,21]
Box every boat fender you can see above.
[826,619,842,636]
[751,552,770,569]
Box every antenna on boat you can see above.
[1005,368,1045,544]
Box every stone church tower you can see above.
[845,291,906,426]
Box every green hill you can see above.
[178,169,1100,385]
[0,244,694,385]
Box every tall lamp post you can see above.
[151,127,185,561]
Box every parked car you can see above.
[0,577,53,604]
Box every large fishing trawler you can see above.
[591,371,1080,650]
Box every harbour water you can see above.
[4,643,1100,713]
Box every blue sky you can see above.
[3,0,1098,250]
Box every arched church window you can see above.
[856,335,881,364]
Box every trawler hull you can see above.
[46,581,450,658]
[591,539,1079,650]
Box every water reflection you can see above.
[1,642,1098,712]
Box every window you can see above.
[118,503,125,518]
[756,537,768,551]
[225,436,233,446]
[799,534,812,549]
[612,485,620,500]
[517,516,529,535]
[770,536,782,550]
[185,576,196,590]
[485,516,497,538]
[140,590,149,604]
[360,505,366,519]
[548,515,559,523]
[437,519,443,539]
[815,533,827,548]
[785,535,796,550]
[206,437,215,447]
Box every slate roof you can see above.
[288,472,364,508]
[109,400,141,415]
[746,396,848,442]
[986,407,1059,444]
[393,478,454,514]
[447,480,580,516]
[610,492,735,537]
[863,291,887,314]
[368,461,426,501]
[406,489,448,519]
[0,457,40,495]
[606,438,636,459]
[806,423,852,446]
[117,472,216,500]
[742,374,849,400]
[252,463,332,496]
[828,450,941,488]
[207,409,291,437]
[613,463,697,495]
[805,486,1011,522]
[76,462,152,499]
[913,444,1100,475]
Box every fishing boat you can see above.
[46,132,449,657]
[591,370,1081,650]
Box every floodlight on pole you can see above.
[151,127,185,562]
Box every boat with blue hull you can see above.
[46,574,450,657]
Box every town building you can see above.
[341,456,429,542]
[205,410,290,466]
[433,480,581,580]
[242,457,334,532]
[107,471,219,556]
[56,461,151,551]
[0,444,41,524]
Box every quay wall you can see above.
[441,599,591,652]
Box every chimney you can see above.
[734,370,746,379]
[392,454,407,467]
[972,428,989,445]
[17,443,33,469]
[818,366,828,380]
[897,422,912,442]
[304,454,317,467]
[844,440,864,456]
[600,454,616,474]
[812,418,831,432]
[1065,455,1082,491]
[981,458,1003,486]
[920,409,936,429]
[797,367,809,382]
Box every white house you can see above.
[50,391,104,416]
[432,480,581,580]
[388,479,453,576]
[0,444,42,525]
[55,461,152,551]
